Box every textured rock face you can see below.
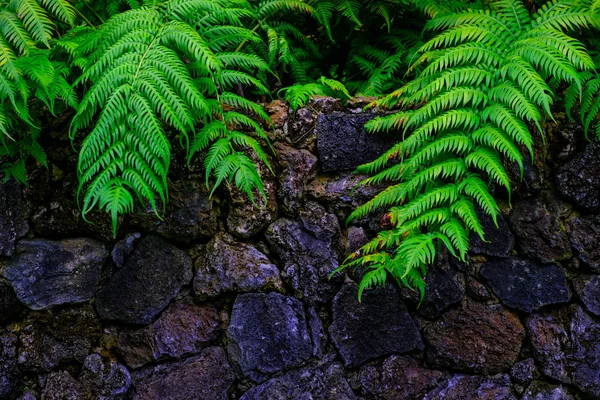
[228,293,313,382]
[416,264,465,319]
[526,305,600,397]
[0,280,23,324]
[117,302,220,369]
[96,235,192,324]
[360,356,444,400]
[511,358,536,384]
[425,300,525,374]
[193,233,282,299]
[574,274,600,317]
[470,208,514,257]
[132,347,234,400]
[273,142,317,215]
[18,306,102,371]
[329,284,423,367]
[240,363,356,400]
[522,381,574,400]
[3,238,108,310]
[0,330,20,399]
[567,214,600,272]
[43,371,86,400]
[481,258,570,312]
[557,141,600,210]
[423,374,516,400]
[316,112,390,172]
[79,354,131,399]
[0,179,29,257]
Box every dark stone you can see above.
[509,196,572,263]
[470,208,514,257]
[574,274,600,317]
[511,358,536,384]
[112,233,141,268]
[3,238,108,310]
[526,305,600,396]
[228,293,313,382]
[96,235,192,324]
[359,356,444,400]
[466,277,493,301]
[0,179,29,257]
[567,214,600,272]
[557,141,600,210]
[522,381,574,400]
[266,216,341,304]
[425,300,525,374]
[79,354,131,399]
[273,142,317,215]
[344,226,368,255]
[117,302,220,369]
[18,305,102,371]
[308,307,326,358]
[15,391,37,400]
[481,258,570,312]
[329,283,423,367]
[423,374,516,400]
[310,96,345,113]
[0,280,23,324]
[287,107,318,151]
[316,112,394,172]
[42,371,86,400]
[417,264,465,319]
[193,233,282,300]
[240,363,356,400]
[132,347,234,400]
[0,330,20,399]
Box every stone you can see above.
[79,354,131,400]
[359,356,444,400]
[308,307,327,358]
[466,277,493,301]
[117,302,220,369]
[193,233,283,300]
[240,363,356,400]
[574,274,600,317]
[273,142,317,214]
[522,381,574,400]
[96,235,192,324]
[132,347,234,400]
[423,374,516,400]
[567,214,600,272]
[112,233,141,268]
[469,208,514,257]
[316,112,393,172]
[329,283,423,367]
[557,141,600,210]
[227,293,313,382]
[310,96,345,113]
[511,358,536,383]
[3,238,108,310]
[265,100,288,128]
[266,217,341,304]
[16,391,37,400]
[287,107,318,150]
[42,371,86,400]
[509,196,571,263]
[0,330,20,399]
[481,258,570,312]
[425,300,524,374]
[344,226,368,254]
[18,305,102,371]
[416,264,465,319]
[0,179,29,257]
[526,305,600,397]
[0,280,23,324]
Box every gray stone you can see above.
[329,283,423,367]
[240,363,356,400]
[117,302,220,369]
[96,235,192,324]
[425,300,524,374]
[527,305,600,397]
[0,279,23,324]
[423,374,516,400]
[522,381,574,400]
[42,371,86,400]
[557,141,600,210]
[132,347,234,400]
[308,307,326,358]
[470,207,514,257]
[316,112,393,172]
[567,214,600,272]
[360,356,444,400]
[0,179,29,257]
[3,238,108,310]
[274,142,317,215]
[193,233,282,300]
[574,274,600,317]
[79,354,131,400]
[228,293,313,382]
[112,233,141,268]
[510,358,536,383]
[417,264,465,319]
[481,258,570,312]
[0,330,20,399]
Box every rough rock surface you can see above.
[425,300,525,374]
[111,233,141,268]
[132,347,234,400]
[316,112,390,172]
[511,358,536,384]
[42,371,86,400]
[526,305,600,396]
[3,238,107,310]
[0,330,20,399]
[470,208,514,257]
[117,302,220,369]
[0,179,29,257]
[416,264,465,319]
[228,293,312,382]
[329,284,423,367]
[567,214,600,272]
[522,381,574,400]
[0,280,23,324]
[79,354,131,399]
[193,233,282,299]
[574,274,600,317]
[481,258,570,312]
[423,374,516,400]
[274,142,318,215]
[360,356,444,400]
[557,141,600,210]
[96,235,192,324]
[240,363,356,400]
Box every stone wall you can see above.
[0,98,599,399]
